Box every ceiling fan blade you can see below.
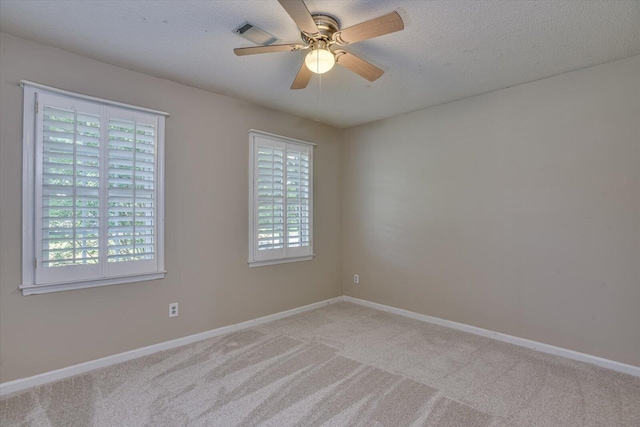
[277,0,320,37]
[234,43,306,56]
[291,60,313,90]
[333,12,404,45]
[335,50,384,82]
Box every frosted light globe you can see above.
[305,48,335,74]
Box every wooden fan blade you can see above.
[234,43,306,56]
[333,12,404,45]
[277,0,320,37]
[335,50,383,82]
[291,60,313,90]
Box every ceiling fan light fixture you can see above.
[305,48,335,74]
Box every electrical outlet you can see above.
[354,274,359,284]
[169,303,179,318]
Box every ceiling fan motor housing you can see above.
[302,14,340,45]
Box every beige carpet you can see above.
[1,302,639,426]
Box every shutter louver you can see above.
[41,105,100,267]
[108,119,156,263]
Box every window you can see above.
[248,130,314,267]
[21,81,167,295]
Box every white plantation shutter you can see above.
[107,113,158,276]
[36,95,102,284]
[249,131,313,265]
[285,148,311,250]
[22,83,166,294]
[256,142,286,255]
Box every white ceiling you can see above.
[1,0,639,128]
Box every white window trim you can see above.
[20,81,168,295]
[248,130,315,267]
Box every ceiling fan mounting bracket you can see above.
[332,33,349,46]
[333,49,347,61]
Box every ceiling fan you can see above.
[233,0,405,89]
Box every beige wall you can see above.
[342,55,640,367]
[2,32,639,384]
[0,33,343,382]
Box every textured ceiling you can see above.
[1,0,639,128]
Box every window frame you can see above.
[248,129,315,267]
[21,81,168,295]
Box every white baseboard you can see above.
[342,296,640,377]
[0,296,344,397]
[2,294,637,397]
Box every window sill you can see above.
[248,255,314,268]
[20,272,166,296]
